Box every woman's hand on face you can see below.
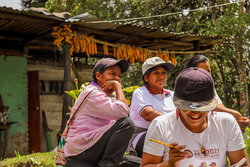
[102,80,121,96]
[168,143,189,167]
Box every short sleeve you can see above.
[130,88,153,116]
[226,114,245,152]
[143,117,168,157]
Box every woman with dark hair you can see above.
[128,57,176,158]
[185,54,250,132]
[64,58,135,167]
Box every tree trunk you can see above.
[235,2,249,117]
[216,56,231,107]
[209,0,217,20]
[61,42,72,133]
[220,0,226,15]
[235,51,249,117]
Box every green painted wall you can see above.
[0,55,29,157]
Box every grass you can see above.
[0,151,56,167]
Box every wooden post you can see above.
[193,40,200,55]
[22,45,29,58]
[60,42,72,133]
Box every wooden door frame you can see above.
[27,71,41,153]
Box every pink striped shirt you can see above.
[64,81,130,156]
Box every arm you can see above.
[215,104,250,132]
[215,104,242,120]
[140,152,167,167]
[141,107,164,122]
[228,148,250,166]
[102,80,128,105]
[140,143,188,167]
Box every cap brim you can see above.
[105,59,129,73]
[143,62,175,75]
[173,95,217,112]
[155,62,175,71]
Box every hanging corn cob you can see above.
[52,24,178,63]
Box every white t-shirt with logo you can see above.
[130,86,176,129]
[144,111,245,166]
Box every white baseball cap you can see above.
[142,57,175,75]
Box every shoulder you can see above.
[79,84,101,97]
[210,111,236,125]
[153,112,176,124]
[133,86,148,95]
[164,89,174,96]
[212,111,235,120]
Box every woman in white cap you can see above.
[185,54,250,133]
[128,57,175,157]
[141,67,249,166]
[64,58,135,167]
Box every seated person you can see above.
[141,67,250,166]
[128,57,175,157]
[64,58,135,167]
[185,54,250,132]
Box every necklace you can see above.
[192,132,207,156]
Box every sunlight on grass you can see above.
[0,152,56,167]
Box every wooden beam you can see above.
[171,50,217,55]
[0,49,22,56]
[28,45,54,51]
[154,39,193,46]
[70,24,155,44]
[15,29,54,46]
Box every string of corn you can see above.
[52,24,177,65]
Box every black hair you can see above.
[93,67,106,83]
[142,66,167,86]
[185,54,209,69]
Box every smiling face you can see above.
[96,65,121,88]
[180,109,209,133]
[144,66,168,90]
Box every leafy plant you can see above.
[123,86,140,106]
[244,127,250,156]
[65,78,89,100]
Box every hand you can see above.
[168,143,190,167]
[102,80,121,96]
[237,117,250,133]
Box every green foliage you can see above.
[21,0,48,8]
[65,80,89,100]
[122,62,143,88]
[123,85,140,106]
[0,152,56,167]
[244,127,250,156]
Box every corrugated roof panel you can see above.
[111,24,155,36]
[0,6,63,21]
[142,29,178,39]
[73,22,123,31]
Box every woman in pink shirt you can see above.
[65,58,135,167]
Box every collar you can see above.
[90,81,100,88]
[145,84,170,95]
